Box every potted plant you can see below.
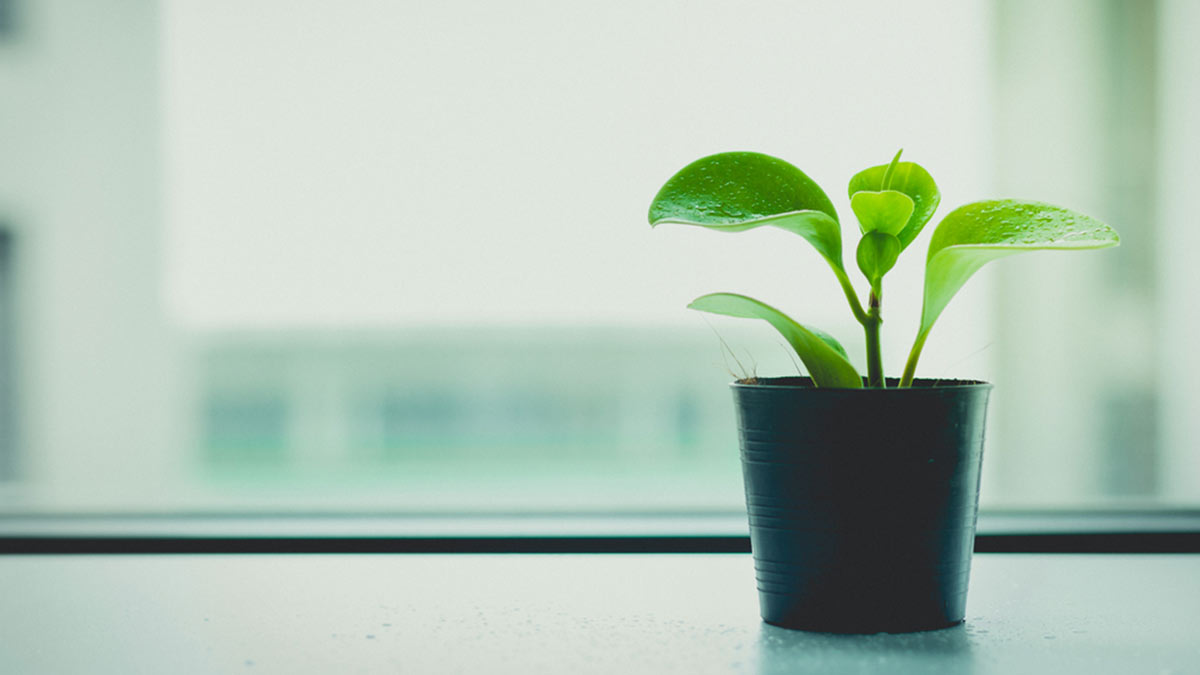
[648,150,1119,633]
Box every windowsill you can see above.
[3,511,1197,671]
[1,508,1198,553]
[2,553,1197,673]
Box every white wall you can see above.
[1157,0,1200,500]
[162,0,994,377]
[0,0,182,508]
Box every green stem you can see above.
[864,285,884,388]
[899,328,930,387]
[833,266,869,325]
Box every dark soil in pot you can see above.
[732,376,993,633]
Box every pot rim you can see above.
[731,376,993,390]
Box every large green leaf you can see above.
[688,292,862,389]
[649,152,844,272]
[848,158,939,249]
[919,199,1120,337]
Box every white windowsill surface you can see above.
[2,554,1198,674]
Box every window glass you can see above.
[0,0,1191,514]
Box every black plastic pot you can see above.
[733,376,993,634]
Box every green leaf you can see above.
[688,292,862,389]
[919,199,1120,338]
[649,152,844,272]
[848,158,939,249]
[856,232,901,286]
[850,190,915,236]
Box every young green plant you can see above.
[648,151,1119,388]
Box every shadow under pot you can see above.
[732,376,993,634]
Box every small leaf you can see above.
[649,152,845,272]
[688,293,862,389]
[849,159,939,249]
[850,190,915,236]
[919,199,1120,337]
[856,232,901,286]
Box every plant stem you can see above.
[864,285,884,387]
[834,267,869,325]
[899,328,930,387]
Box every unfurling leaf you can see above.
[856,232,901,287]
[688,293,862,389]
[850,190,914,236]
[848,158,939,249]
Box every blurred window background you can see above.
[0,0,1195,514]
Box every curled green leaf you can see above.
[649,152,844,273]
[688,292,862,389]
[899,199,1120,386]
[919,200,1120,337]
